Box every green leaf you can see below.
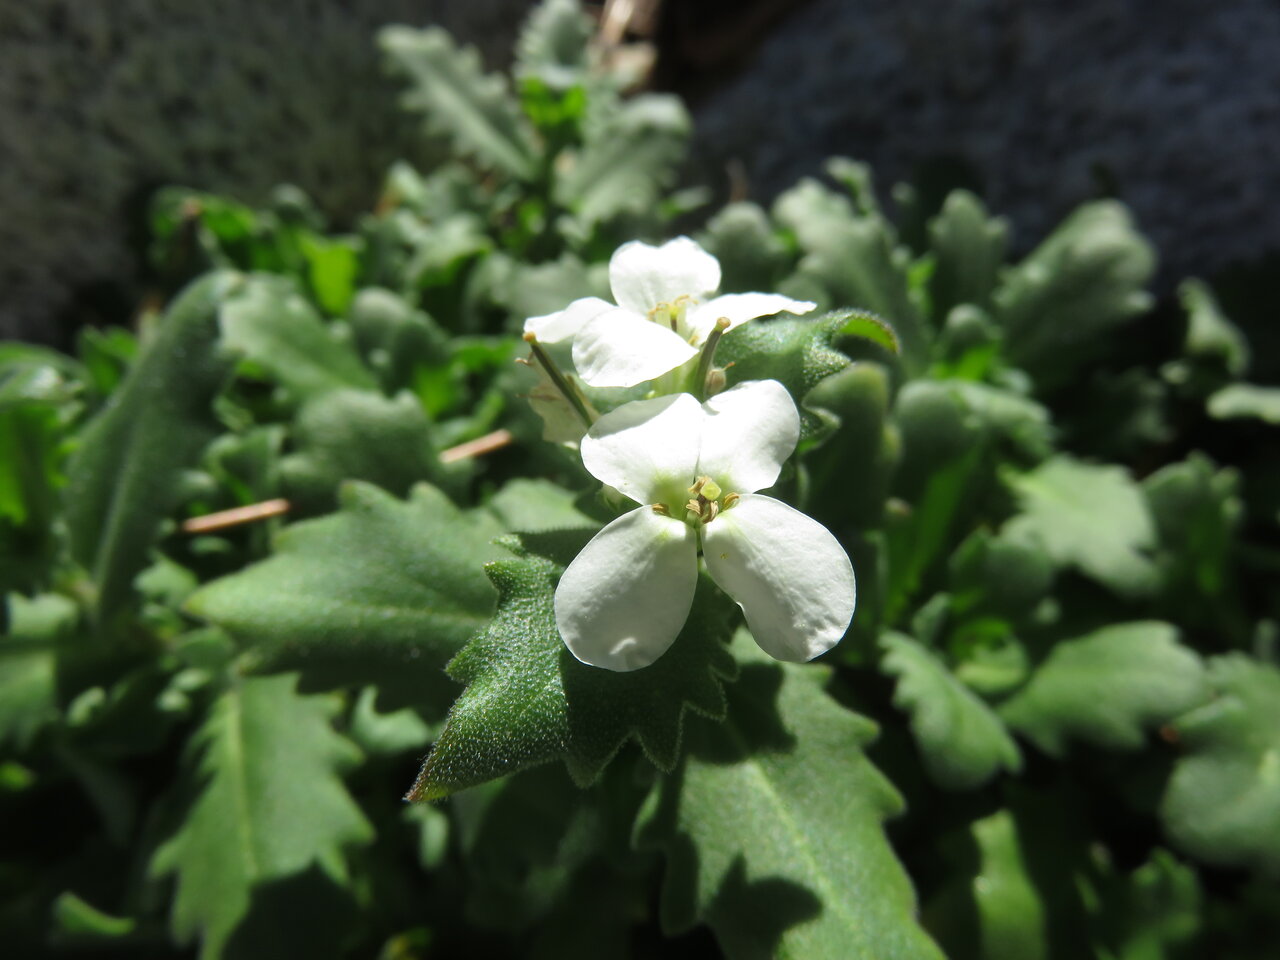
[1003,456,1159,599]
[64,272,240,627]
[1207,383,1280,424]
[1160,655,1280,877]
[50,892,137,940]
[999,622,1207,756]
[772,175,930,373]
[928,189,1008,315]
[718,310,880,437]
[279,389,447,512]
[0,592,76,749]
[993,201,1155,390]
[1086,850,1202,960]
[297,233,360,317]
[1179,277,1249,379]
[380,26,534,180]
[700,202,791,294]
[880,632,1021,790]
[485,478,597,532]
[515,0,592,90]
[151,674,373,960]
[187,483,504,710]
[407,530,737,800]
[636,631,944,960]
[219,276,376,401]
[557,94,691,227]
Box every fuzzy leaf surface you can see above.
[151,674,373,960]
[219,276,376,401]
[880,633,1021,790]
[64,272,239,627]
[187,483,503,709]
[380,26,534,179]
[408,530,737,800]
[1003,456,1159,598]
[999,622,1207,756]
[636,631,944,960]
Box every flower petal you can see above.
[702,494,855,662]
[556,508,698,671]
[609,237,721,315]
[697,380,800,494]
[685,293,817,342]
[581,392,701,505]
[524,296,615,344]
[573,309,699,388]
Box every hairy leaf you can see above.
[151,674,373,960]
[64,272,240,627]
[187,483,504,710]
[636,631,944,960]
[1161,655,1280,877]
[407,530,737,800]
[381,26,534,179]
[880,633,1021,790]
[993,201,1155,390]
[1003,457,1159,598]
[0,592,76,749]
[999,622,1207,755]
[219,276,376,401]
[515,0,592,90]
[700,202,791,294]
[928,189,1008,316]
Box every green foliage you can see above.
[410,531,737,799]
[1160,655,1280,877]
[187,483,503,709]
[151,674,373,959]
[3,2,1277,956]
[999,622,1208,755]
[880,632,1021,790]
[637,632,945,960]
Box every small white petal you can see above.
[697,380,800,494]
[581,392,701,504]
[524,297,616,344]
[556,508,698,671]
[573,310,699,388]
[609,237,721,315]
[685,293,817,342]
[702,495,855,662]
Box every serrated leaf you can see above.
[279,389,447,512]
[636,631,944,960]
[408,530,737,800]
[1003,456,1159,598]
[1207,383,1280,424]
[219,276,376,401]
[1087,850,1202,960]
[880,632,1021,790]
[515,0,592,90]
[556,94,691,227]
[993,201,1155,390]
[64,272,240,627]
[485,478,596,532]
[381,26,534,180]
[928,189,1008,315]
[151,674,373,960]
[999,622,1207,756]
[718,310,881,437]
[187,482,504,710]
[772,176,929,372]
[1160,655,1280,877]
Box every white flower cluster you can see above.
[523,237,856,672]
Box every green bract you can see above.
[1,1,1277,957]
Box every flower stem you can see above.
[693,317,731,401]
[523,333,596,429]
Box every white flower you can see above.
[555,380,856,671]
[524,237,816,389]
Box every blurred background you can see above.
[3,0,1278,351]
